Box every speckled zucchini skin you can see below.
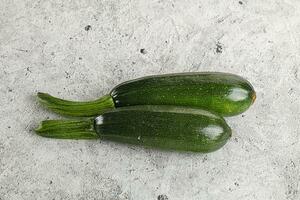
[37,72,256,117]
[111,72,256,116]
[94,105,232,152]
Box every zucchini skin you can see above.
[111,72,255,116]
[37,72,256,117]
[94,105,231,152]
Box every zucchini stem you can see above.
[35,119,98,139]
[37,92,115,117]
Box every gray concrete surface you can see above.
[1,0,300,199]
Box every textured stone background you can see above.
[1,0,300,199]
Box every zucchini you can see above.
[35,106,232,153]
[38,72,255,117]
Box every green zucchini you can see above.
[35,106,232,153]
[38,72,256,117]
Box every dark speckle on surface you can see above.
[216,42,223,53]
[15,48,29,52]
[8,126,11,129]
[157,194,168,200]
[25,67,31,76]
[65,71,70,79]
[85,25,92,31]
[8,89,12,92]
[49,180,53,184]
[140,48,147,54]
[239,1,243,4]
[79,57,82,60]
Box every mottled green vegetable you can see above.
[35,106,232,153]
[38,72,256,117]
